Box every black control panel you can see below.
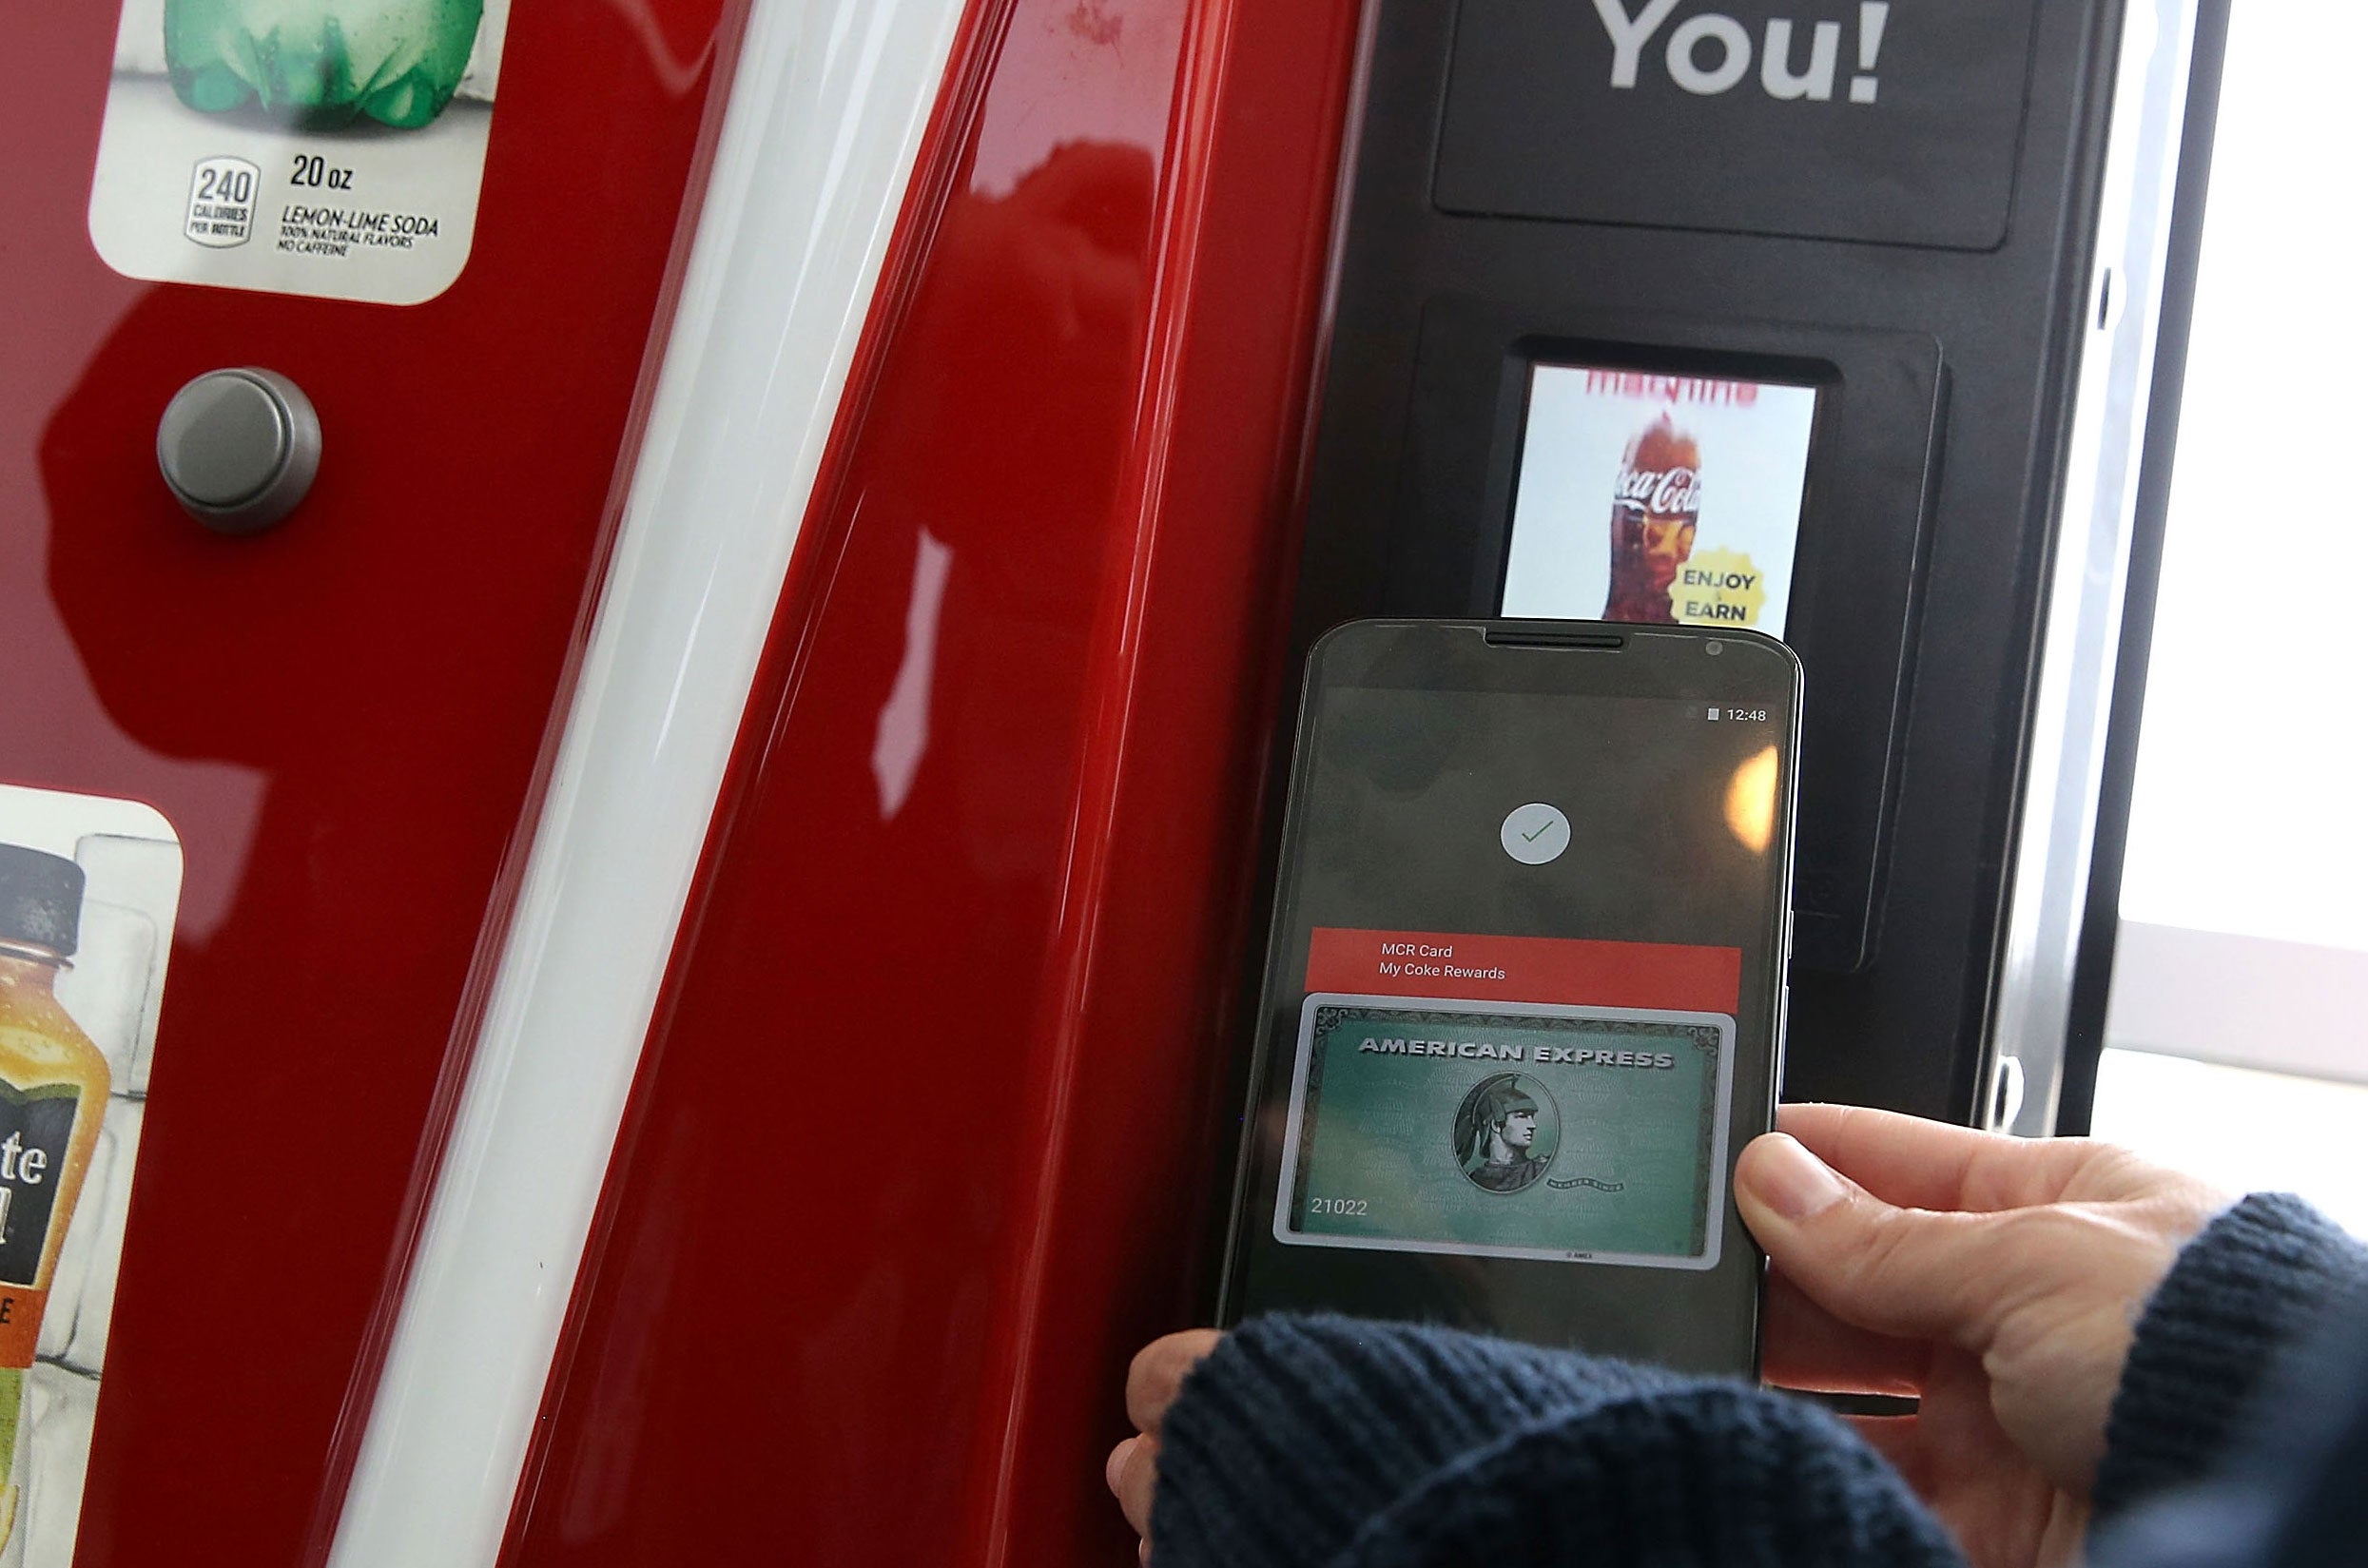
[1284,0,2134,1119]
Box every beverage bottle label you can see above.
[0,1081,83,1371]
[89,0,509,302]
[164,0,488,128]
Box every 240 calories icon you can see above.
[184,155,259,248]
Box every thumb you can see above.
[1736,1132,2020,1348]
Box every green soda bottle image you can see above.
[163,0,487,129]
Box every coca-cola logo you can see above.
[1614,465,1701,517]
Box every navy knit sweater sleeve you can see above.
[1149,1195,2368,1568]
[1149,1313,1962,1568]
[2094,1191,2368,1519]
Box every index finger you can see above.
[1126,1330,1223,1436]
[1776,1103,2100,1212]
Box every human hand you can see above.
[1107,1329,1221,1564]
[1737,1104,2225,1568]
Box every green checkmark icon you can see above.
[1522,820,1553,842]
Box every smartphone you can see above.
[1216,619,1799,1375]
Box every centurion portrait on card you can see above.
[1273,994,1737,1270]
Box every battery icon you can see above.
[1705,706,1720,720]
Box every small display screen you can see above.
[1501,365,1818,633]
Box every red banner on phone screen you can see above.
[1307,926,1739,1014]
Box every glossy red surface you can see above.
[509,0,1365,1561]
[3,1,742,1559]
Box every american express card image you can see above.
[1273,995,1736,1268]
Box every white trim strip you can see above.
[322,1,969,1561]
[1987,0,2199,1132]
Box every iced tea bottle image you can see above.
[0,847,112,1551]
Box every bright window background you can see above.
[2090,1054,2368,1236]
[2101,0,2368,1233]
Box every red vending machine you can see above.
[5,0,2207,1559]
[10,0,1364,1561]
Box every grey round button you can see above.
[157,368,320,533]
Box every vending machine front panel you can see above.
[4,0,745,1558]
[496,1,1366,1564]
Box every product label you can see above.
[0,1084,79,1293]
[87,0,512,304]
[0,788,184,1565]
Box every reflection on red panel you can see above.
[511,0,1363,1562]
[3,0,740,1559]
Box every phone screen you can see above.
[1221,622,1796,1374]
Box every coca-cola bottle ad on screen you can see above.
[1501,367,1818,632]
[1605,416,1701,623]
